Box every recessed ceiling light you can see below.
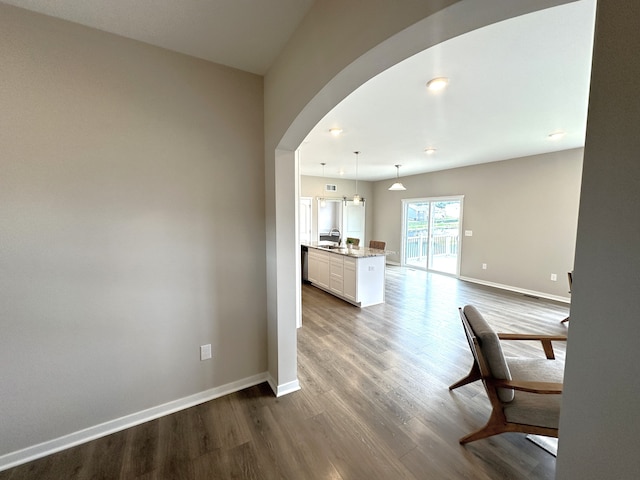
[426,77,449,91]
[329,128,343,137]
[548,131,566,140]
[424,147,437,155]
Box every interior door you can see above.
[342,200,365,246]
[299,197,312,244]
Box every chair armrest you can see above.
[491,378,563,394]
[497,333,567,341]
[497,333,567,359]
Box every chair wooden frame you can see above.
[368,240,386,250]
[561,271,573,323]
[450,307,566,444]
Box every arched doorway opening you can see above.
[266,0,576,395]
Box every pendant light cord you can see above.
[355,151,359,195]
[319,163,326,205]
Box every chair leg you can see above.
[460,425,501,444]
[449,363,481,390]
[460,416,560,444]
[541,339,556,359]
[459,411,505,444]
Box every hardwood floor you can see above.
[1,266,569,479]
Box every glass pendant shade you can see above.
[388,165,407,191]
[388,182,406,191]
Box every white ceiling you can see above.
[1,0,314,75]
[300,0,597,181]
[4,0,596,182]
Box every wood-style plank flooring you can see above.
[1,266,569,479]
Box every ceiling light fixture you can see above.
[353,151,362,205]
[426,77,449,91]
[424,147,437,155]
[388,165,407,191]
[329,127,343,137]
[548,131,566,140]
[319,163,327,207]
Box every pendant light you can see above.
[319,163,326,207]
[388,164,407,191]
[353,151,362,205]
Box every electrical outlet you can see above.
[550,273,557,281]
[200,344,212,360]
[482,263,487,270]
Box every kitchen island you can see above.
[305,243,386,307]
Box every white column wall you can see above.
[556,1,640,478]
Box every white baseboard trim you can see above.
[0,372,270,472]
[267,374,301,397]
[459,276,570,304]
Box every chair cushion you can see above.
[506,357,565,384]
[504,390,562,429]
[502,353,564,427]
[463,305,514,402]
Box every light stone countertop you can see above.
[304,242,388,258]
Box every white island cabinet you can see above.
[308,248,330,289]
[306,245,386,307]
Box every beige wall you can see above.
[373,148,583,299]
[0,4,266,457]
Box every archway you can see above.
[265,0,576,395]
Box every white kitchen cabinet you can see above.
[343,257,357,302]
[306,245,385,307]
[330,255,344,295]
[353,255,385,307]
[308,248,330,289]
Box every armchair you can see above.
[450,305,566,444]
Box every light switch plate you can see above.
[200,344,212,360]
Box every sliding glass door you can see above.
[402,197,463,275]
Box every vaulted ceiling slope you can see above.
[1,0,314,75]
